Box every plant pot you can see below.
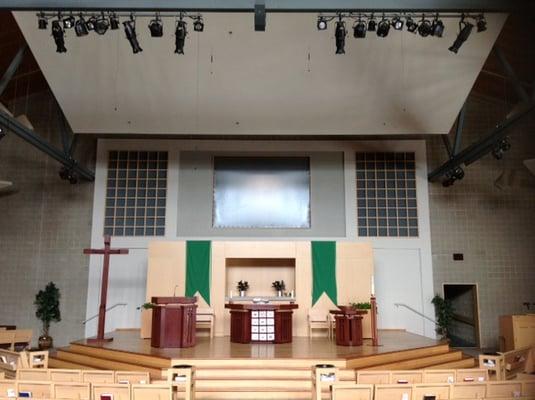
[38,335,53,350]
[240,291,246,297]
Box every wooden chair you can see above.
[28,350,48,368]
[13,330,32,351]
[115,371,150,384]
[330,383,373,400]
[374,384,413,400]
[0,348,29,378]
[357,371,391,385]
[486,381,523,398]
[53,381,90,399]
[391,371,423,384]
[167,366,195,400]
[131,383,173,400]
[49,369,83,382]
[451,382,487,399]
[16,368,49,381]
[423,369,456,384]
[412,383,451,400]
[0,331,15,351]
[81,370,115,383]
[92,383,131,400]
[196,308,215,338]
[456,369,489,383]
[17,380,53,399]
[308,311,330,338]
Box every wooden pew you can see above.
[115,371,150,384]
[486,381,523,398]
[12,330,32,351]
[357,371,391,384]
[522,381,535,397]
[374,384,413,400]
[49,369,83,382]
[131,383,173,400]
[0,379,17,398]
[53,381,90,400]
[451,382,487,399]
[81,370,115,384]
[391,371,424,384]
[412,383,451,400]
[330,383,373,400]
[456,369,489,383]
[16,380,53,399]
[423,370,456,384]
[0,331,15,351]
[16,367,49,381]
[92,383,131,400]
[0,349,29,378]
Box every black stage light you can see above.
[175,20,187,54]
[317,16,327,31]
[63,14,75,29]
[353,20,367,38]
[449,18,473,54]
[417,18,433,37]
[476,14,487,32]
[335,19,346,54]
[52,20,67,53]
[94,15,110,35]
[110,13,120,30]
[406,17,418,33]
[368,18,377,32]
[149,15,163,37]
[431,16,445,37]
[74,15,89,37]
[391,16,404,31]
[38,12,48,30]
[86,16,96,31]
[376,18,390,38]
[193,17,204,32]
[123,18,143,54]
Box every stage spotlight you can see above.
[492,137,511,160]
[317,16,328,31]
[367,17,377,32]
[175,19,187,54]
[193,16,204,32]
[74,15,89,37]
[94,15,110,35]
[353,20,367,38]
[335,18,346,54]
[86,16,96,31]
[51,20,67,53]
[406,17,418,33]
[442,166,465,187]
[63,14,75,29]
[123,18,143,54]
[38,13,48,30]
[449,18,473,54]
[476,14,487,32]
[417,17,433,37]
[110,13,120,30]
[149,15,163,37]
[391,16,404,31]
[431,15,445,37]
[376,17,390,38]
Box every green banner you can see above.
[311,241,337,306]
[185,241,211,305]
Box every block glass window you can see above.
[356,152,418,237]
[104,151,167,236]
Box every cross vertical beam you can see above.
[0,45,26,96]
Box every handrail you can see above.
[394,303,438,325]
[82,303,127,325]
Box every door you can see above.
[443,284,480,348]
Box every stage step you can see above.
[426,355,476,369]
[48,357,95,370]
[194,368,356,381]
[363,350,464,370]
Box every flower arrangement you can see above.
[237,280,249,292]
[272,280,286,292]
[351,301,372,310]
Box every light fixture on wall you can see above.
[175,17,187,54]
[110,13,120,30]
[376,15,390,38]
[335,16,347,54]
[406,17,418,33]
[491,137,511,160]
[193,16,204,32]
[431,14,445,37]
[353,16,367,38]
[417,15,433,37]
[51,20,67,53]
[442,166,465,187]
[149,14,164,37]
[123,15,143,54]
[94,13,110,35]
[38,12,48,29]
[74,15,89,37]
[449,16,474,54]
[391,15,404,31]
[317,16,328,30]
[62,14,75,29]
[476,14,487,32]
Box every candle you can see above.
[230,290,233,299]
[371,275,375,296]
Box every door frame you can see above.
[442,282,482,348]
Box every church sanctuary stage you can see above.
[50,330,475,399]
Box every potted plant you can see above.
[237,280,249,297]
[431,294,454,340]
[34,282,61,350]
[272,280,286,297]
[350,301,372,311]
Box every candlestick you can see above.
[371,275,375,296]
[230,290,233,299]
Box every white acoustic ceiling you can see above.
[14,12,506,136]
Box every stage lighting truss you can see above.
[36,11,205,54]
[315,11,489,55]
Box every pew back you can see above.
[131,383,172,400]
[115,371,150,384]
[92,383,131,400]
[423,370,456,383]
[53,381,90,400]
[451,382,487,399]
[331,383,374,400]
[412,383,451,400]
[357,371,390,384]
[82,370,115,384]
[374,384,413,400]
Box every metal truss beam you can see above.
[0,45,26,97]
[0,0,524,12]
[452,102,466,156]
[494,47,530,103]
[0,110,95,181]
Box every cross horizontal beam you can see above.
[0,0,525,12]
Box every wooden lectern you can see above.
[330,306,366,346]
[151,297,197,348]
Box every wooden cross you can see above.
[83,235,129,342]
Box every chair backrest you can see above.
[17,380,53,398]
[451,382,486,399]
[0,379,17,398]
[13,330,32,345]
[331,383,373,400]
[390,370,423,384]
[0,331,15,350]
[53,381,91,400]
[93,383,131,400]
[308,311,328,322]
[82,370,115,383]
[49,368,83,382]
[357,371,391,385]
[412,383,451,400]
[455,369,488,383]
[131,383,173,400]
[522,380,535,396]
[16,368,49,381]
[374,384,413,400]
[486,381,522,398]
[423,369,456,383]
[115,371,150,384]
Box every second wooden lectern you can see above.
[330,306,366,346]
[151,296,197,348]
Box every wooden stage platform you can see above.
[50,330,475,399]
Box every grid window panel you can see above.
[356,152,419,237]
[104,151,168,237]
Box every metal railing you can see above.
[394,302,438,325]
[82,303,127,325]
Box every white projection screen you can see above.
[213,157,311,228]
